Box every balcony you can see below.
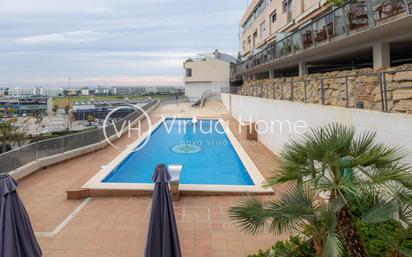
[237,0,412,75]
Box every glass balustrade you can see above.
[239,0,410,74]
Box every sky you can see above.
[0,0,247,88]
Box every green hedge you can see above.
[248,235,316,257]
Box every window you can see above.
[185,68,192,77]
[260,21,267,39]
[241,0,269,31]
[282,0,293,22]
[247,36,251,45]
[282,0,287,13]
[271,10,277,23]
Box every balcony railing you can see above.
[238,0,412,74]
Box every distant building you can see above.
[145,87,156,94]
[72,100,147,120]
[7,87,64,97]
[183,50,238,100]
[66,89,79,96]
[114,87,148,96]
[0,88,7,97]
[95,86,111,96]
[80,88,90,96]
[40,87,64,97]
[155,87,179,95]
[0,97,52,116]
[7,87,36,96]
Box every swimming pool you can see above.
[103,118,254,185]
[83,117,272,194]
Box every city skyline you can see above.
[0,0,246,88]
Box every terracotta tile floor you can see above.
[18,101,290,257]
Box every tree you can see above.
[0,121,27,151]
[230,186,344,257]
[87,115,95,122]
[0,122,13,153]
[52,104,59,114]
[7,108,16,115]
[231,124,412,257]
[327,0,345,7]
[31,111,42,134]
[10,130,26,147]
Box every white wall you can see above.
[184,59,231,83]
[185,81,229,100]
[222,93,412,163]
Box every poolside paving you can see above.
[17,99,290,257]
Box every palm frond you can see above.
[268,186,317,218]
[229,197,270,235]
[323,233,343,257]
[265,186,318,234]
[362,198,397,224]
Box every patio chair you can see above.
[382,0,405,16]
[326,22,334,39]
[348,2,369,30]
[375,0,405,20]
[303,31,313,48]
[316,27,327,43]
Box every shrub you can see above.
[248,235,317,257]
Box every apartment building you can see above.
[7,87,36,96]
[184,50,238,99]
[241,0,328,57]
[239,0,412,79]
[39,87,64,97]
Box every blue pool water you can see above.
[103,118,254,186]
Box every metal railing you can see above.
[226,68,412,114]
[0,100,159,175]
[238,0,412,74]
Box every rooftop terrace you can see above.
[16,99,289,257]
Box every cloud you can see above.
[14,75,183,87]
[16,31,106,44]
[0,0,245,87]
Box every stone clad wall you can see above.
[241,64,412,114]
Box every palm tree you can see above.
[272,124,412,257]
[231,124,412,257]
[0,121,27,151]
[230,186,344,257]
[0,122,13,153]
[10,130,26,147]
[87,115,96,122]
[31,111,42,134]
[52,104,59,114]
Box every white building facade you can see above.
[183,50,237,100]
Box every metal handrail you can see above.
[226,68,412,114]
[0,100,159,174]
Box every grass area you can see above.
[52,94,177,108]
